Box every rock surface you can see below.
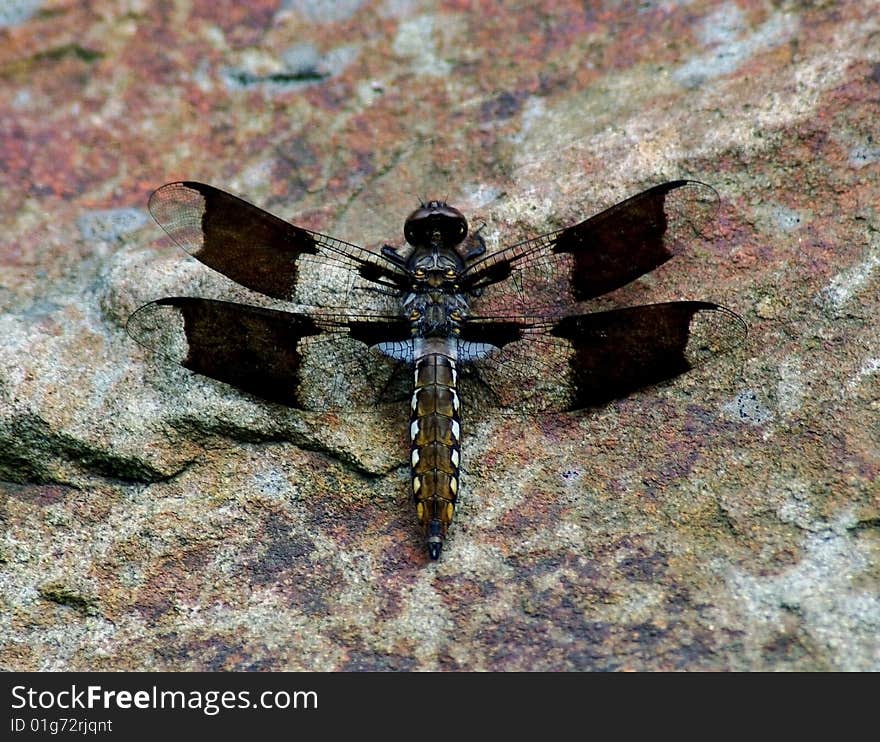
[1,0,877,671]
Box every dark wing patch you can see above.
[551,301,746,409]
[127,297,412,410]
[460,302,745,412]
[462,181,719,316]
[148,182,405,302]
[552,181,719,301]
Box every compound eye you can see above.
[445,268,456,279]
[413,268,426,279]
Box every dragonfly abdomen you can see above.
[410,351,461,560]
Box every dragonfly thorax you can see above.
[403,287,469,338]
[407,248,464,286]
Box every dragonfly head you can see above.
[404,200,468,249]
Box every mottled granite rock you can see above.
[1,0,877,671]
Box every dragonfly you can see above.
[127,179,746,560]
